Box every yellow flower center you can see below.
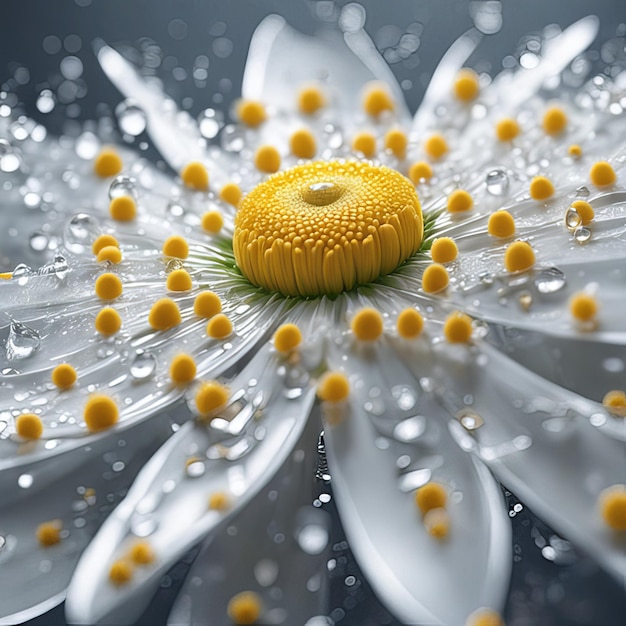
[233,161,423,297]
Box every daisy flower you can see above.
[1,6,625,626]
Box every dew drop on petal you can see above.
[29,231,49,252]
[36,89,56,114]
[7,319,41,360]
[534,267,566,294]
[130,352,157,380]
[322,123,343,150]
[65,213,100,253]
[185,460,205,478]
[12,263,33,285]
[166,201,185,218]
[485,168,509,196]
[75,131,100,159]
[0,139,22,173]
[254,558,279,587]
[296,522,329,555]
[602,358,624,373]
[38,254,69,279]
[573,226,592,245]
[391,385,417,410]
[198,108,224,139]
[220,124,245,152]
[564,207,581,230]
[109,175,138,200]
[115,100,147,136]
[393,415,426,442]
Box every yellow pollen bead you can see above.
[254,145,281,174]
[95,307,122,336]
[233,161,423,298]
[351,308,384,341]
[599,485,626,531]
[169,353,197,385]
[453,68,479,102]
[488,211,516,238]
[466,608,505,626]
[495,117,520,142]
[201,210,224,234]
[415,482,447,515]
[237,100,266,127]
[444,312,473,343]
[163,235,189,259]
[352,132,377,158]
[590,160,616,186]
[94,148,123,177]
[408,161,433,184]
[424,507,450,539]
[208,491,231,511]
[181,161,209,191]
[543,105,568,135]
[422,263,449,294]
[447,189,474,213]
[166,269,193,292]
[317,372,350,403]
[195,381,229,418]
[97,245,122,264]
[92,234,119,255]
[363,83,394,117]
[297,84,326,115]
[569,292,597,322]
[51,363,77,390]
[227,591,263,625]
[16,412,43,440]
[430,237,458,263]
[529,176,555,201]
[273,323,302,353]
[603,390,626,417]
[36,520,62,547]
[148,298,181,331]
[109,560,133,586]
[109,195,137,221]
[84,394,119,432]
[397,308,424,339]
[290,129,317,159]
[220,182,243,207]
[207,313,233,339]
[95,272,123,301]
[568,144,582,158]
[194,291,222,318]
[570,200,594,225]
[128,541,155,565]
[504,241,535,273]
[384,128,408,159]
[424,134,448,160]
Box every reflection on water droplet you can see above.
[457,409,484,431]
[116,100,147,136]
[109,175,138,200]
[198,108,224,139]
[391,385,417,410]
[75,131,100,159]
[36,89,56,114]
[7,320,41,360]
[23,191,42,209]
[573,226,592,244]
[564,206,582,230]
[297,523,329,555]
[29,231,49,252]
[38,254,69,279]
[186,460,205,478]
[130,352,157,380]
[534,267,566,294]
[575,185,590,198]
[398,468,432,492]
[486,168,509,196]
[166,201,185,218]
[0,139,21,172]
[65,213,100,253]
[18,473,33,488]
[393,415,426,441]
[12,263,32,285]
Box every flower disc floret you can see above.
[233,161,423,297]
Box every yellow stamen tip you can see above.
[109,195,136,221]
[408,161,433,184]
[94,148,123,178]
[95,272,123,301]
[36,520,62,547]
[424,133,448,160]
[504,241,535,273]
[495,117,520,142]
[181,161,209,191]
[466,608,505,626]
[201,210,224,235]
[166,268,193,292]
[529,175,555,201]
[95,307,122,336]
[237,100,266,127]
[363,83,394,117]
[430,237,458,263]
[297,84,326,115]
[206,313,233,339]
[590,160,616,187]
[51,363,77,390]
[488,211,516,238]
[351,308,384,341]
[227,591,263,625]
[92,234,119,255]
[273,323,302,353]
[384,128,408,159]
[422,263,450,294]
[84,394,119,433]
[352,131,377,158]
[317,372,350,403]
[208,491,231,511]
[447,189,473,213]
[444,312,473,343]
[163,235,189,259]
[16,412,43,440]
[569,292,597,322]
[169,353,197,385]
[109,560,133,586]
[220,182,243,207]
[543,105,568,135]
[570,200,594,225]
[96,245,122,264]
[415,482,448,515]
[599,485,626,531]
[602,390,626,417]
[194,291,222,318]
[453,68,479,102]
[128,541,155,565]
[568,144,582,158]
[290,128,317,160]
[254,145,281,174]
[148,298,182,331]
[397,308,424,339]
[195,381,229,418]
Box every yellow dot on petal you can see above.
[109,195,136,222]
[254,145,281,174]
[16,413,43,440]
[207,313,232,339]
[453,68,479,102]
[384,128,408,159]
[569,292,597,322]
[94,148,123,177]
[422,263,449,294]
[220,182,242,207]
[97,245,122,264]
[352,132,377,158]
[447,189,473,213]
[603,390,626,417]
[488,211,516,238]
[568,144,582,158]
[424,507,450,539]
[166,268,193,292]
[504,241,535,273]
[109,560,133,586]
[430,237,458,263]
[363,83,394,117]
[408,161,433,184]
[163,235,189,259]
[95,307,122,336]
[208,491,231,511]
[599,485,626,531]
[181,161,209,191]
[424,133,448,160]
[148,298,181,331]
[397,308,424,339]
[290,128,317,159]
[51,363,77,390]
[543,106,568,135]
[529,176,555,201]
[237,100,266,127]
[590,160,616,187]
[298,84,326,115]
[444,311,473,343]
[570,200,594,225]
[194,291,222,318]
[227,591,263,625]
[317,372,350,403]
[170,353,197,385]
[415,482,448,515]
[495,117,520,142]
[466,608,505,626]
[84,394,119,433]
[95,272,123,300]
[351,308,384,341]
[195,381,230,418]
[36,520,62,547]
[128,541,155,565]
[273,323,302,353]
[201,210,224,234]
[92,234,119,255]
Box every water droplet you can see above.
[518,291,533,311]
[36,89,56,113]
[220,124,245,152]
[198,108,224,139]
[185,459,205,478]
[398,468,432,492]
[602,358,624,373]
[7,320,41,360]
[322,123,343,150]
[38,254,69,279]
[29,231,49,252]
[573,226,592,245]
[575,185,590,198]
[23,191,42,209]
[75,131,100,159]
[115,100,147,136]
[534,267,566,294]
[109,175,138,200]
[391,385,417,411]
[564,206,582,230]
[478,271,494,286]
[130,514,158,537]
[457,409,484,431]
[392,415,426,442]
[316,432,330,481]
[297,523,329,555]
[486,168,509,196]
[12,263,33,285]
[254,559,279,587]
[166,201,185,218]
[130,352,157,380]
[64,213,100,253]
[0,139,21,173]
[18,473,33,488]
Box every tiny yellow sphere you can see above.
[51,363,77,390]
[254,145,281,174]
[424,507,450,539]
[207,313,233,339]
[504,241,535,273]
[220,182,243,207]
[351,132,377,158]
[169,354,197,385]
[148,298,182,331]
[465,608,505,626]
[599,485,626,531]
[16,413,43,440]
[351,308,384,341]
[290,129,317,159]
[447,189,473,213]
[422,264,449,294]
[495,117,520,142]
[570,200,594,225]
[128,541,155,565]
[95,307,122,336]
[84,394,119,433]
[109,560,133,586]
[543,106,568,135]
[227,591,263,625]
[94,149,123,177]
[166,269,193,292]
[488,211,516,239]
[529,176,555,201]
[397,308,424,339]
[317,372,350,403]
[36,520,62,547]
[453,68,479,102]
[194,291,222,318]
[384,128,408,159]
[195,381,229,418]
[430,237,458,264]
[444,312,473,343]
[363,84,394,117]
[181,161,209,191]
[273,323,302,353]
[95,272,123,301]
[96,245,123,264]
[568,144,582,158]
[590,160,616,187]
[201,210,224,234]
[297,84,326,115]
[602,390,626,417]
[415,482,448,515]
[237,100,266,127]
[162,235,189,259]
[408,161,433,184]
[92,234,119,255]
[569,292,597,322]
[208,491,231,511]
[424,133,448,160]
[109,195,137,222]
